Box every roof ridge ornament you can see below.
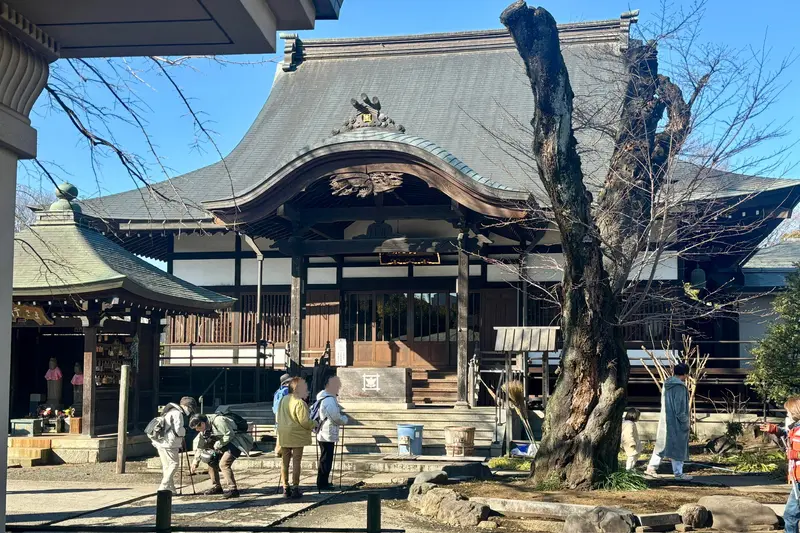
[332,94,405,135]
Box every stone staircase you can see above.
[8,438,52,467]
[411,370,458,405]
[223,402,502,458]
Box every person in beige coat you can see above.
[276,377,317,498]
[621,407,642,471]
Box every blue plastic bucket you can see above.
[397,424,424,456]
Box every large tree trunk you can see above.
[501,1,629,488]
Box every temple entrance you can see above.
[343,290,481,370]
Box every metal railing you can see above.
[7,491,401,533]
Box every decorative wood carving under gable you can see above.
[330,171,403,197]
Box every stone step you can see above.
[8,438,52,448]
[8,447,51,465]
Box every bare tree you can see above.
[500,0,794,488]
[15,184,56,232]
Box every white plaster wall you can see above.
[739,295,776,365]
[487,263,520,283]
[241,258,291,285]
[413,265,481,277]
[342,266,407,278]
[172,259,235,286]
[628,349,669,366]
[629,252,678,281]
[308,267,337,285]
[239,347,286,367]
[173,232,236,252]
[166,347,235,366]
[525,253,564,282]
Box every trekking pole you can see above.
[338,425,345,490]
[178,444,183,496]
[315,436,321,494]
[184,439,196,495]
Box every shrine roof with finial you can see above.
[81,17,799,223]
[14,184,234,312]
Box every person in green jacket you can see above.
[276,377,317,498]
[189,413,254,498]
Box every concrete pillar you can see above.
[0,27,50,530]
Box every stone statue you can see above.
[71,362,83,416]
[44,357,63,409]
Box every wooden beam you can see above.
[82,325,98,437]
[277,236,487,256]
[278,204,460,224]
[289,254,305,375]
[456,237,470,408]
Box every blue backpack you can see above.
[309,398,324,434]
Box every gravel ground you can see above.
[7,459,163,485]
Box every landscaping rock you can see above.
[418,488,464,517]
[436,499,490,528]
[697,495,779,531]
[407,482,436,506]
[477,520,498,529]
[677,503,709,528]
[563,506,635,533]
[414,470,448,485]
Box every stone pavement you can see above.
[7,469,370,528]
[6,480,154,526]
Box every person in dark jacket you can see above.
[190,413,253,499]
[646,363,692,480]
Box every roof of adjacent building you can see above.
[15,187,235,312]
[81,15,799,223]
[743,239,800,271]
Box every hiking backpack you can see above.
[309,398,325,434]
[214,407,249,433]
[145,403,179,442]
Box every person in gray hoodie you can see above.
[315,375,349,490]
[646,363,692,480]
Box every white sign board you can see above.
[335,338,347,367]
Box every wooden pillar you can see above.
[152,313,162,415]
[82,325,98,437]
[289,253,305,375]
[456,240,470,408]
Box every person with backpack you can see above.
[189,412,253,499]
[147,396,198,494]
[276,377,317,499]
[273,373,292,456]
[312,375,349,490]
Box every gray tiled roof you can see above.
[14,219,234,311]
[743,239,800,270]
[81,22,798,223]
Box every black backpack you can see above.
[216,409,248,433]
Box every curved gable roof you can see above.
[82,17,633,222]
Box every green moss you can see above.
[487,456,531,472]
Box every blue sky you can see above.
[23,0,800,201]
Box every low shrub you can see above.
[594,469,649,491]
[487,456,531,472]
[533,473,563,491]
[719,450,785,473]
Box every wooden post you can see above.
[505,351,512,455]
[456,241,470,408]
[82,325,97,437]
[289,253,305,375]
[255,255,263,400]
[155,490,172,533]
[366,492,381,533]
[116,364,131,474]
[542,350,550,409]
[152,313,162,416]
